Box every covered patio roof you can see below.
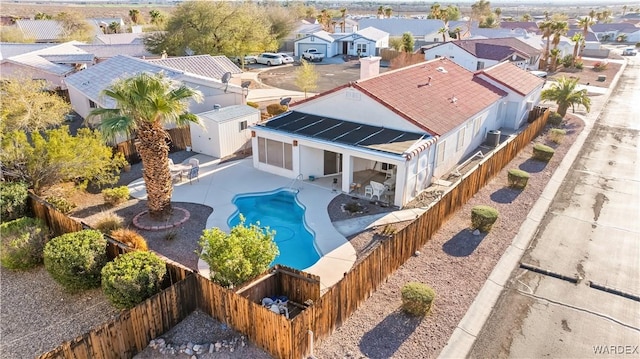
[260,111,431,156]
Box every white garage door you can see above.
[296,43,327,57]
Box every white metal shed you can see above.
[190,105,260,159]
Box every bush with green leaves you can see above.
[549,128,566,144]
[246,101,259,109]
[43,229,107,292]
[198,215,278,288]
[1,217,51,270]
[45,195,76,214]
[401,282,435,316]
[0,181,29,222]
[102,186,130,206]
[532,143,555,162]
[560,55,574,68]
[266,103,287,116]
[547,111,563,127]
[507,169,530,189]
[94,212,124,234]
[471,205,499,232]
[101,251,166,309]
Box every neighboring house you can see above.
[499,21,540,35]
[76,44,154,62]
[330,18,358,33]
[618,26,640,43]
[0,43,55,59]
[335,27,389,57]
[251,57,544,207]
[190,105,261,159]
[567,28,600,50]
[423,37,541,71]
[14,19,64,42]
[591,23,638,41]
[357,18,446,42]
[89,18,126,35]
[148,55,242,81]
[93,32,145,45]
[0,41,93,90]
[64,55,244,122]
[294,30,337,57]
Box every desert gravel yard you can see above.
[0,266,119,358]
[314,117,584,358]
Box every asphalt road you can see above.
[469,56,640,358]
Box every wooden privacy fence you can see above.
[33,109,549,359]
[116,127,192,164]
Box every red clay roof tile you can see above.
[478,61,544,96]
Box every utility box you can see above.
[487,130,501,147]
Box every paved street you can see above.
[469,56,640,358]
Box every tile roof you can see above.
[566,29,599,42]
[591,23,637,32]
[352,58,506,136]
[5,41,89,75]
[477,62,544,96]
[15,20,63,41]
[297,30,335,43]
[499,21,540,34]
[0,43,54,60]
[357,18,444,37]
[40,54,95,63]
[76,44,153,59]
[64,55,183,106]
[148,55,241,80]
[453,37,540,60]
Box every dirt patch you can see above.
[549,59,622,89]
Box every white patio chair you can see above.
[369,181,386,200]
[188,158,200,168]
[364,185,374,198]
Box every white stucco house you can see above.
[337,27,389,57]
[357,18,446,42]
[250,57,544,208]
[423,37,541,71]
[64,55,244,121]
[294,31,337,57]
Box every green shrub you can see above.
[532,143,555,162]
[110,228,148,251]
[101,251,166,309]
[0,182,29,222]
[471,205,499,232]
[246,101,259,109]
[43,229,108,292]
[198,215,278,288]
[94,212,124,234]
[0,217,51,270]
[401,282,436,316]
[560,55,573,68]
[575,60,584,70]
[547,111,563,127]
[45,195,76,214]
[549,128,566,144]
[507,169,530,189]
[344,201,363,214]
[102,186,130,206]
[266,103,287,116]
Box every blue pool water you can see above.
[228,189,320,270]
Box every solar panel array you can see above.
[262,111,428,155]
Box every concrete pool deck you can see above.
[128,155,356,290]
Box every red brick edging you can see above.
[133,207,190,231]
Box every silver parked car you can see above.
[276,53,294,64]
[256,53,283,66]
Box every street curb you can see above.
[438,59,629,359]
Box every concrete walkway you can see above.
[333,208,427,238]
[439,55,629,358]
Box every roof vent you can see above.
[449,95,458,103]
[417,76,433,88]
[436,67,448,73]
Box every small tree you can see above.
[44,229,108,292]
[101,251,166,309]
[1,127,127,194]
[0,76,71,135]
[198,215,278,288]
[295,59,319,98]
[56,11,94,42]
[401,32,415,52]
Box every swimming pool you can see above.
[228,189,320,270]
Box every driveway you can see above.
[468,50,640,358]
[257,57,390,94]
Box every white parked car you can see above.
[256,53,283,66]
[277,53,294,64]
[622,47,637,56]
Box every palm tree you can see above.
[377,6,384,19]
[430,3,441,19]
[577,17,594,58]
[550,20,569,70]
[89,73,202,220]
[494,8,502,20]
[571,33,584,67]
[149,9,165,27]
[623,5,628,16]
[453,26,462,39]
[541,76,591,117]
[108,21,121,34]
[521,13,532,22]
[129,9,141,25]
[549,48,561,72]
[539,20,553,69]
[340,8,347,33]
[438,27,448,42]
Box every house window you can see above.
[356,43,367,54]
[89,100,97,108]
[437,140,446,165]
[257,137,293,170]
[456,128,465,151]
[239,120,248,131]
[473,117,481,137]
[477,61,485,70]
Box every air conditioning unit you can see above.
[526,101,534,110]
